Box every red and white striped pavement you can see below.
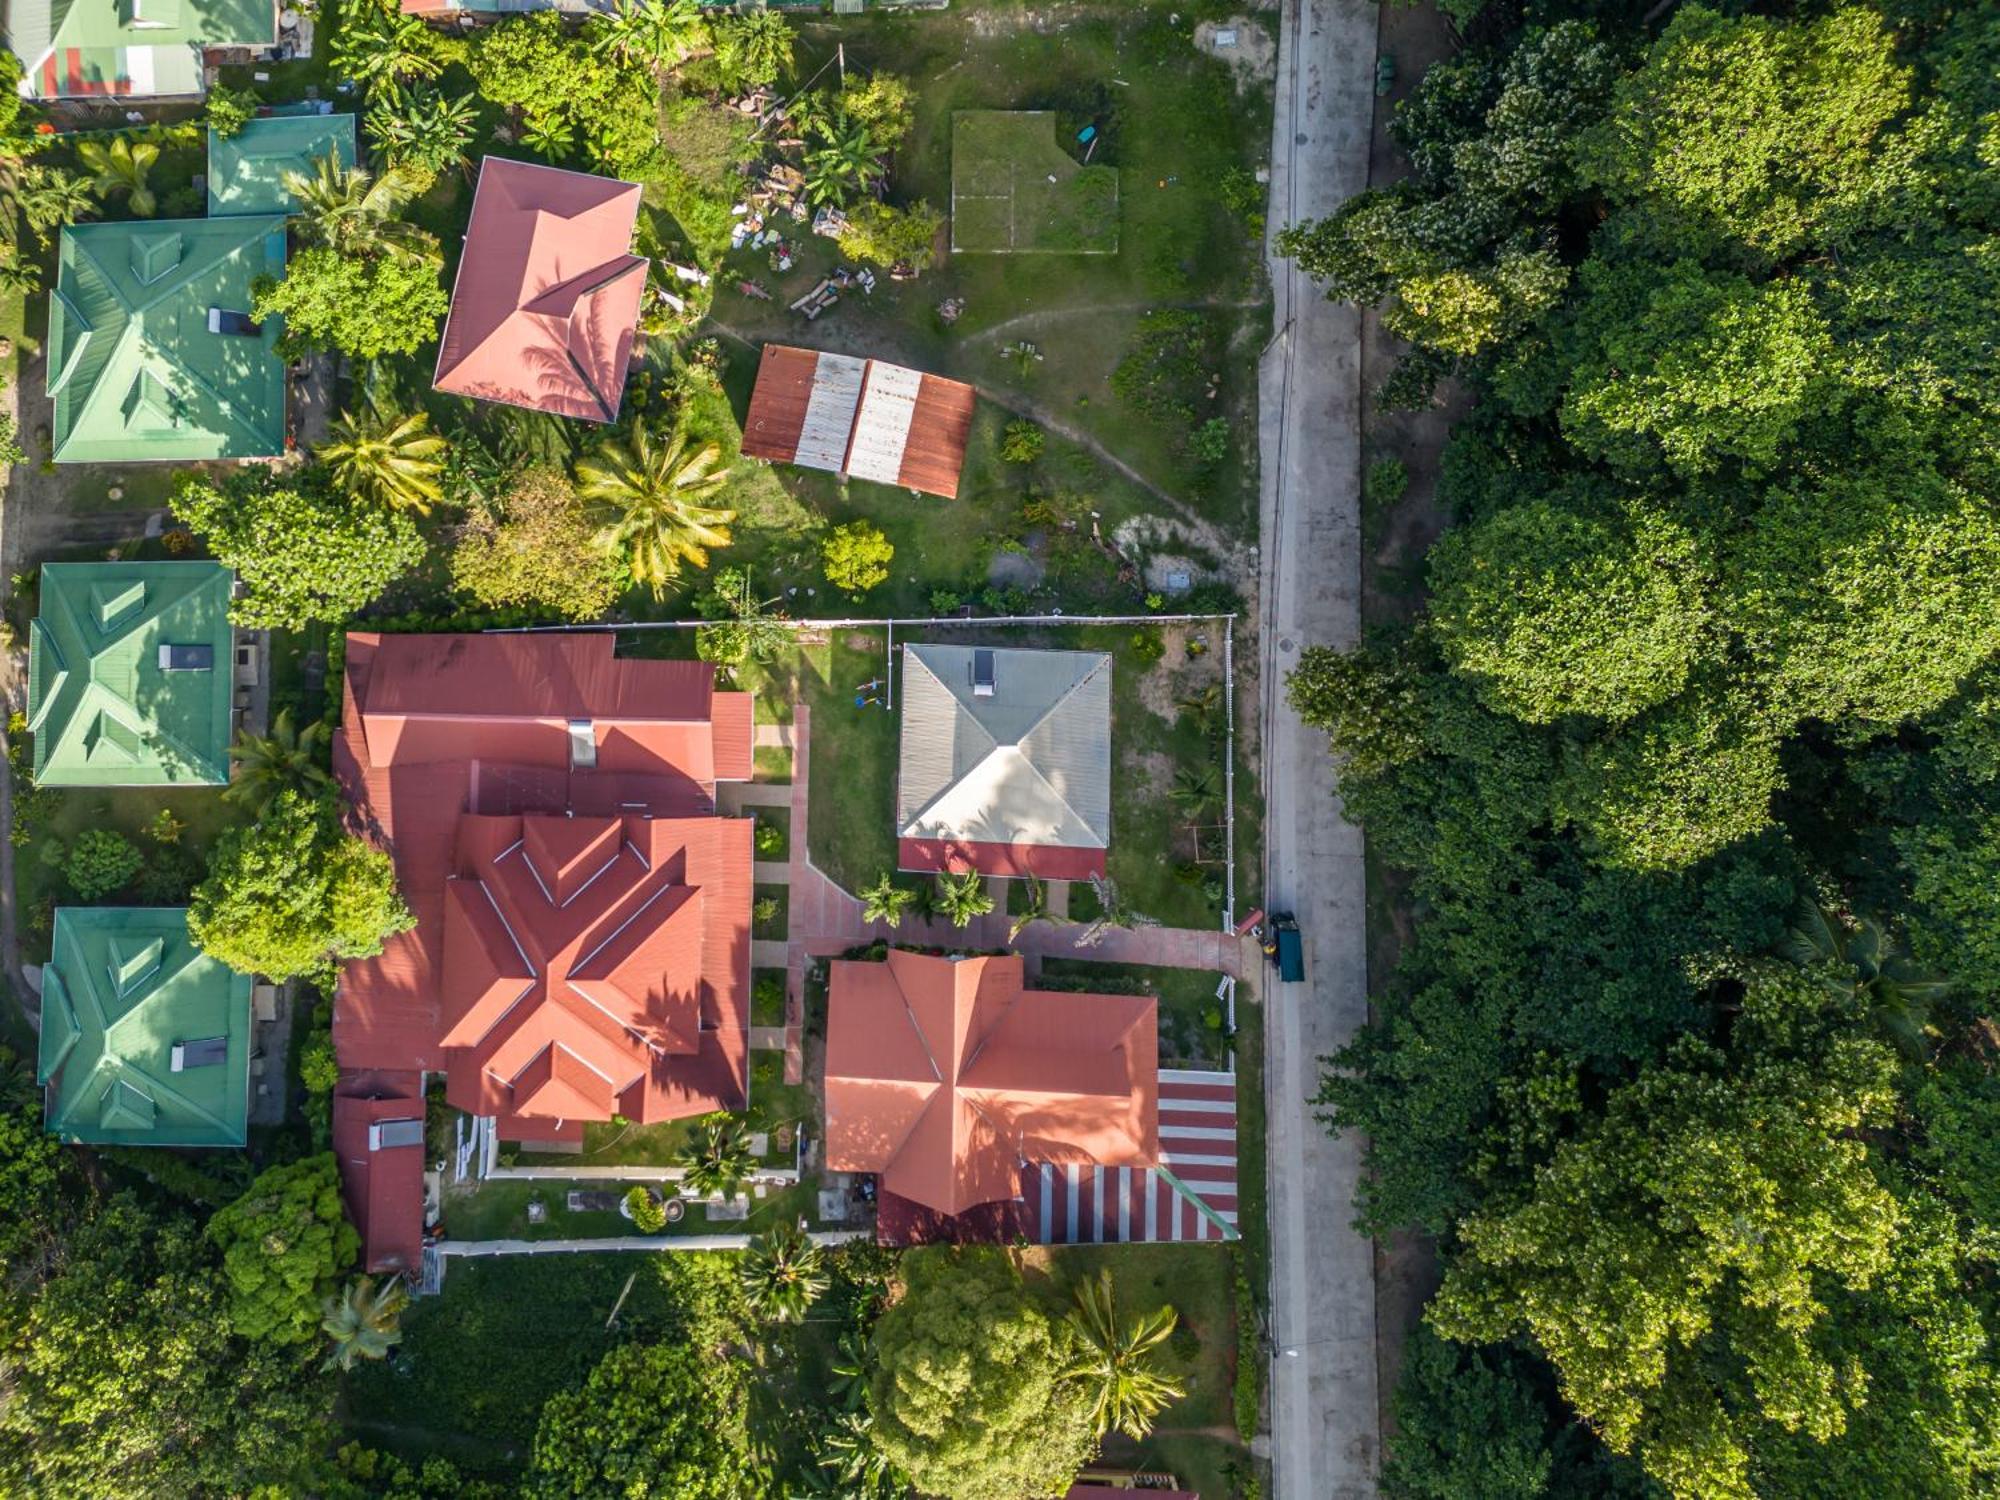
[1019,1068,1240,1244]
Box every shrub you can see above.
[752,896,780,926]
[1000,420,1045,465]
[624,1186,668,1233]
[822,521,894,595]
[1132,629,1167,665]
[66,830,141,900]
[1190,417,1229,463]
[754,820,784,857]
[1364,456,1410,509]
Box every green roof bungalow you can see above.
[8,0,277,100]
[38,907,253,1148]
[47,215,288,465]
[28,561,235,787]
[208,113,357,217]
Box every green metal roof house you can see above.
[47,215,288,464]
[208,113,356,217]
[8,0,276,99]
[28,561,235,787]
[38,907,253,1148]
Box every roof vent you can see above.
[972,648,996,698]
[130,232,182,283]
[122,370,181,431]
[91,577,146,631]
[170,1036,228,1071]
[110,935,164,996]
[568,719,597,770]
[369,1117,425,1151]
[157,643,216,672]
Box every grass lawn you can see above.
[442,1173,823,1243]
[1039,957,1232,1068]
[10,779,244,964]
[951,110,1121,254]
[753,744,794,782]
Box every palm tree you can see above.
[366,83,477,178]
[77,137,160,218]
[519,114,576,164]
[1074,872,1158,950]
[740,1223,829,1324]
[0,247,39,298]
[676,1115,755,1201]
[226,709,331,814]
[817,1408,906,1499]
[1058,1268,1186,1440]
[318,407,447,512]
[1009,874,1052,942]
[1169,765,1221,820]
[803,121,878,207]
[1177,682,1224,740]
[332,6,443,92]
[713,8,794,89]
[577,426,735,598]
[321,1275,410,1372]
[1782,897,1952,1059]
[859,873,917,930]
[934,870,994,929]
[281,151,438,264]
[590,0,705,70]
[17,166,96,239]
[827,1328,870,1410]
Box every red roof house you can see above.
[332,632,753,1269]
[825,949,1157,1241]
[331,1072,427,1275]
[432,158,649,422]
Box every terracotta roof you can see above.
[333,633,754,1257]
[433,159,648,422]
[824,950,1156,1217]
[740,343,976,498]
[898,836,1106,881]
[331,1072,427,1274]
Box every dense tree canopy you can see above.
[867,1249,1098,1500]
[254,244,450,363]
[188,790,414,981]
[206,1154,360,1346]
[1288,3,2000,1495]
[526,1342,762,1498]
[173,469,427,629]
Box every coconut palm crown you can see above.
[576,425,735,598]
[1058,1267,1187,1440]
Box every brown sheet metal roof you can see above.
[739,343,976,498]
[824,950,1157,1217]
[433,158,648,422]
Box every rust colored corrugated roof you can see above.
[740,344,976,498]
[331,1073,427,1274]
[334,633,755,1251]
[825,950,1157,1217]
[433,158,648,422]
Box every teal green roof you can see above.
[28,561,235,786]
[208,114,357,217]
[10,0,275,99]
[47,216,289,464]
[38,907,252,1148]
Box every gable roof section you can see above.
[13,0,276,98]
[28,560,234,786]
[432,158,647,422]
[741,343,976,498]
[331,1072,427,1274]
[824,949,1156,1217]
[208,113,357,216]
[47,216,288,463]
[38,906,252,1147]
[896,644,1112,873]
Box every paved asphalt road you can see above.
[1256,0,1382,1496]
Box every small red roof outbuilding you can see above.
[432,158,649,422]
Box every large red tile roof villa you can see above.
[332,632,753,1271]
[432,158,649,423]
[824,949,1157,1242]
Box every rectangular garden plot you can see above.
[951,111,1120,254]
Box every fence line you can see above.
[440,1230,871,1259]
[488,611,1240,633]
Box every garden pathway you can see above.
[780,703,1251,975]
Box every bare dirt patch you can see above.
[1196,16,1277,90]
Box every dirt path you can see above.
[959,296,1264,348]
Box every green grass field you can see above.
[952,111,1122,254]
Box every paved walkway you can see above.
[1257,0,1382,1495]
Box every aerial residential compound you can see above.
[8,0,277,99]
[897,643,1114,878]
[741,343,978,498]
[329,632,754,1272]
[432,157,650,422]
[27,560,235,786]
[38,906,252,1147]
